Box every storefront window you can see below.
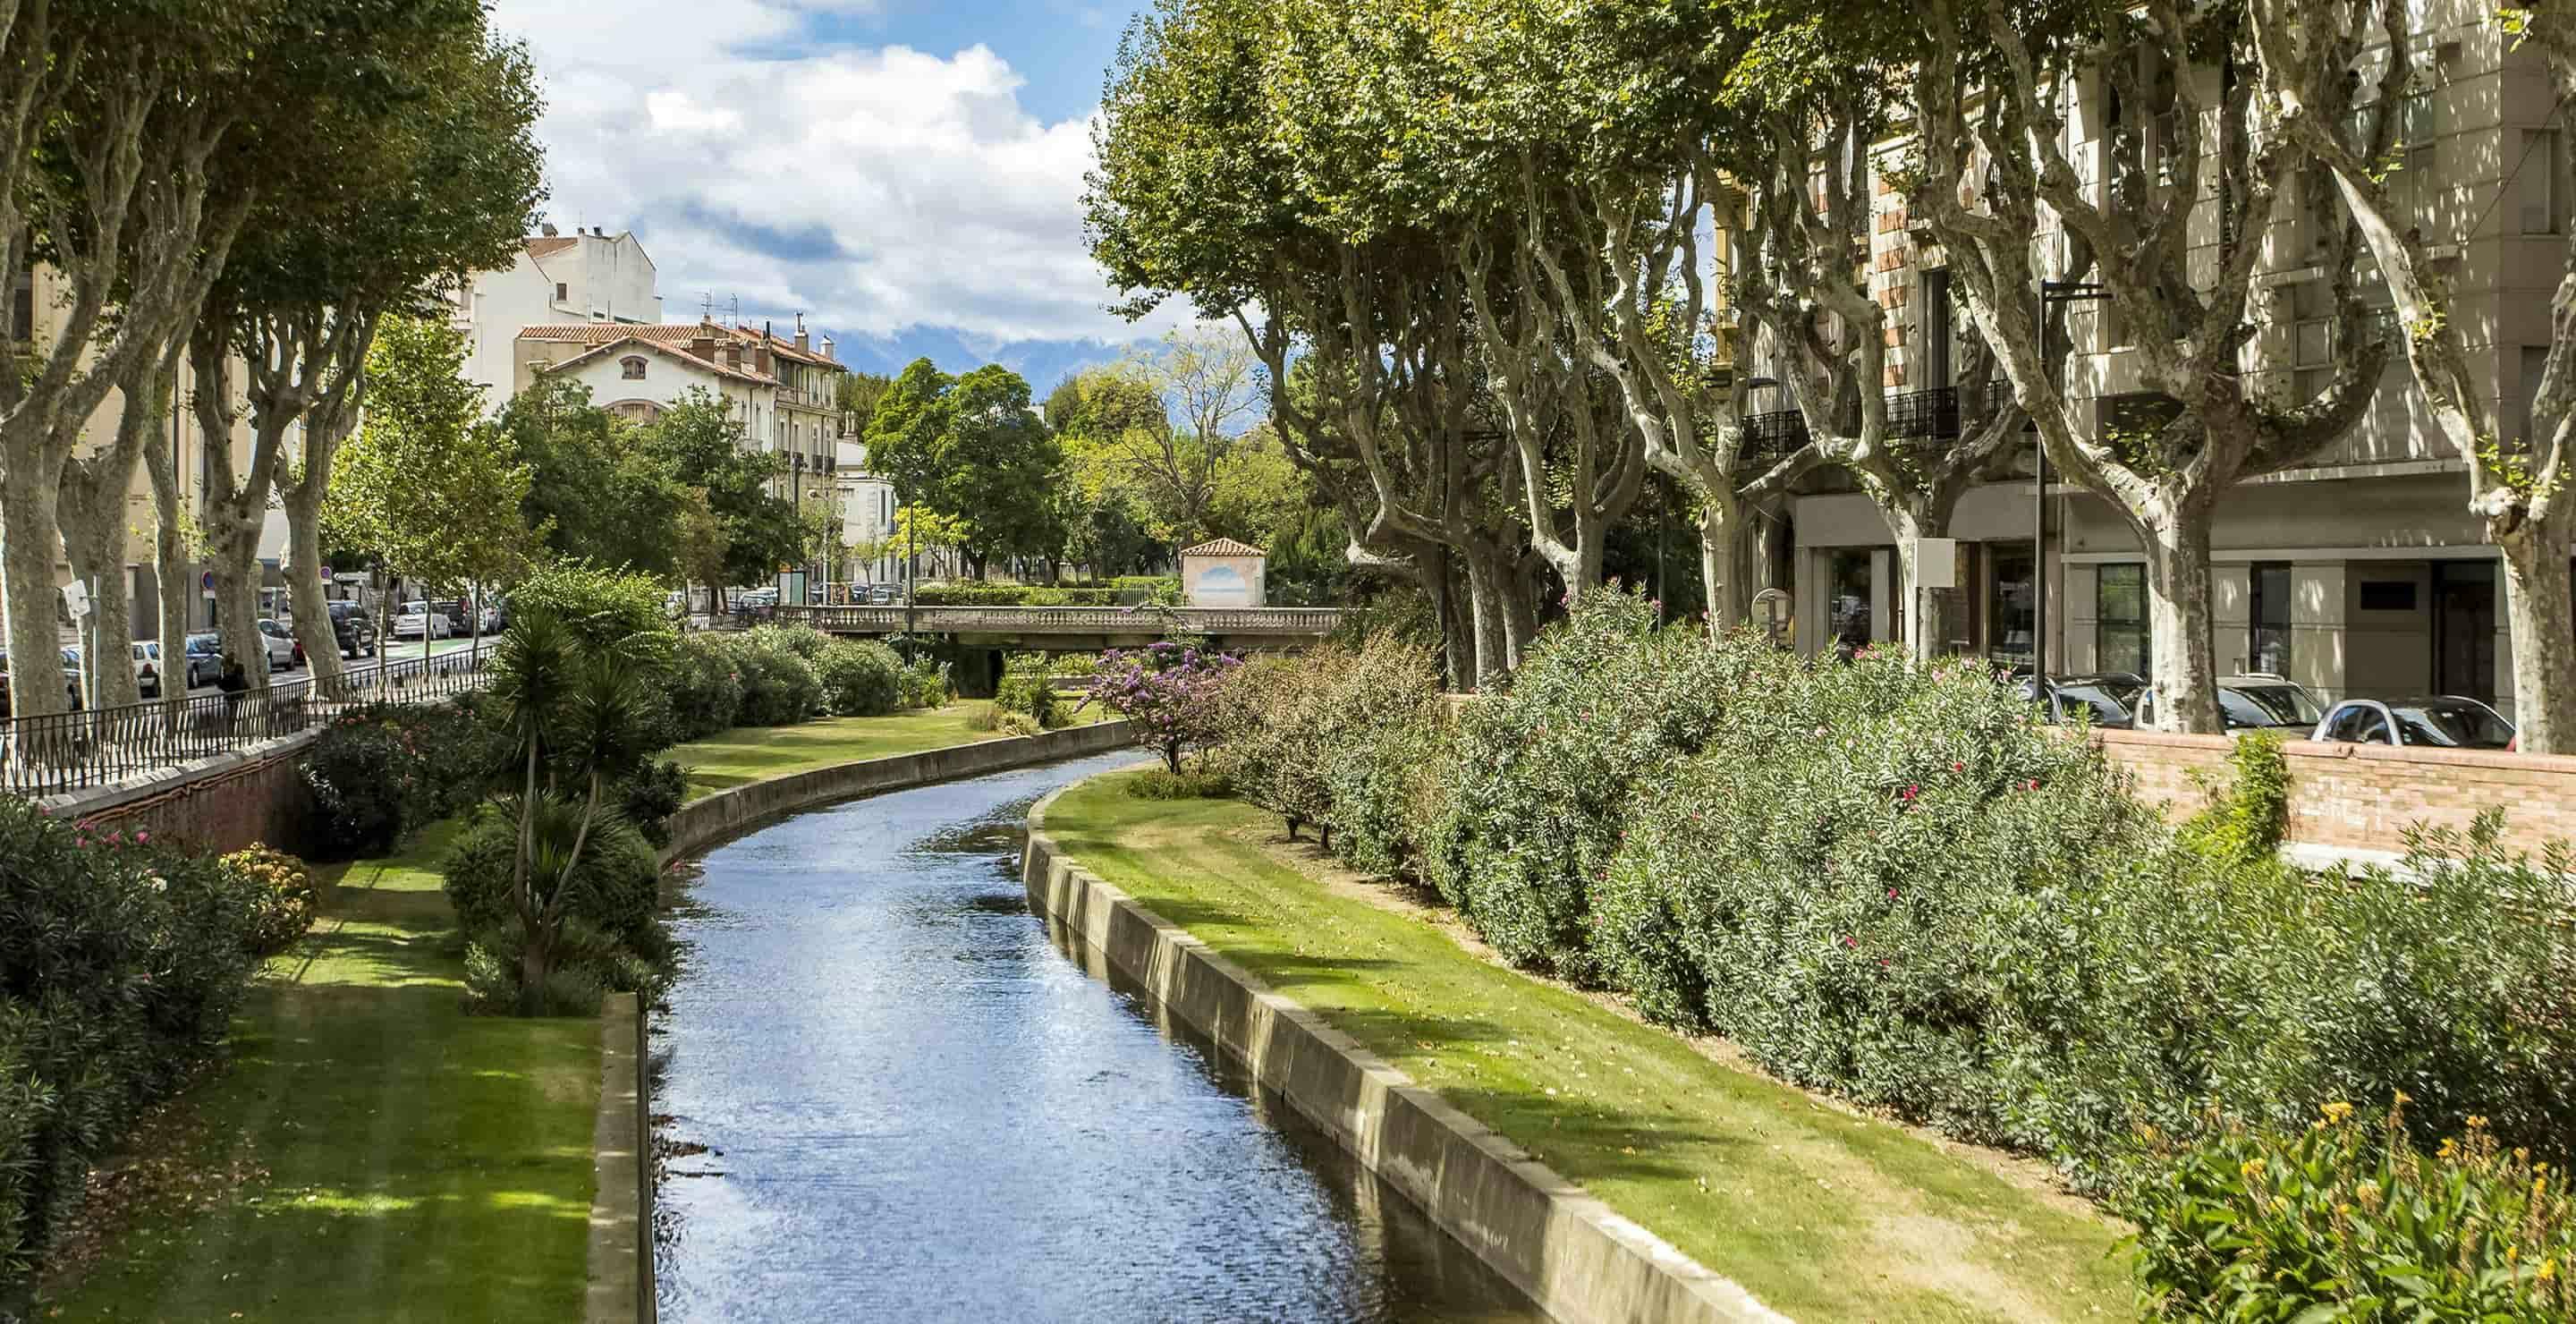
[1828,549,1873,657]
[2249,562,2291,675]
[2097,564,2149,677]
[1987,542,2035,666]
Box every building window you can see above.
[2290,281,2333,402]
[2097,563,2150,676]
[621,355,647,380]
[554,281,568,302]
[1988,542,2036,667]
[2520,130,2564,234]
[2249,562,2292,675]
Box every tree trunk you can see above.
[142,427,191,720]
[1699,491,1743,637]
[207,518,267,694]
[2498,507,2576,754]
[1462,549,1507,690]
[1,480,70,718]
[282,484,346,694]
[61,517,140,709]
[2140,498,2223,734]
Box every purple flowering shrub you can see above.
[1088,641,1240,773]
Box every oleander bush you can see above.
[815,639,904,717]
[1423,589,1765,982]
[664,632,745,741]
[1215,634,1446,869]
[746,622,830,662]
[0,802,267,1301]
[299,699,504,855]
[2124,1101,2574,1320]
[726,630,824,726]
[615,759,690,847]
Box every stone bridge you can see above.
[772,604,1343,652]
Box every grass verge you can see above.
[672,707,1001,798]
[1041,773,2136,1323]
[52,709,1042,1319]
[47,822,600,1322]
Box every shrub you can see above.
[2123,1101,2574,1320]
[1313,635,1447,877]
[1124,767,1233,799]
[995,710,1044,737]
[505,561,676,655]
[218,844,316,955]
[441,806,668,967]
[664,632,744,741]
[462,919,617,1016]
[727,632,823,726]
[911,583,1117,607]
[896,656,951,709]
[963,701,1001,733]
[616,759,690,848]
[816,639,903,717]
[0,802,265,1296]
[1090,641,1241,773]
[1428,588,1760,982]
[1111,574,1181,605]
[1212,653,1343,842]
[299,700,504,855]
[995,653,1063,728]
[746,621,829,662]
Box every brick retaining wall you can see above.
[2095,729,2576,857]
[38,729,322,857]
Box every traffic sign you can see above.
[202,571,215,591]
[60,581,88,619]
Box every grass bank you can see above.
[1040,773,2135,1322]
[50,709,1037,1320]
[673,707,999,798]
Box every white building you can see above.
[835,438,897,585]
[450,225,661,403]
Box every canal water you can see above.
[652,751,1544,1323]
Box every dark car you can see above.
[326,600,377,658]
[2014,672,2148,729]
[0,648,84,718]
[182,632,225,689]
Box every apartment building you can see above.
[452,225,661,401]
[1776,3,2564,717]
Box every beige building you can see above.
[1776,2,2564,716]
[1180,538,1267,607]
[451,225,661,403]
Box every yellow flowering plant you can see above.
[2124,1098,2573,1320]
[217,843,316,956]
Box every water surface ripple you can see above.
[653,752,1542,1323]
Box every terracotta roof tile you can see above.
[514,325,780,386]
[524,235,578,259]
[1180,537,1266,557]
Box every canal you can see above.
[653,751,1544,1323]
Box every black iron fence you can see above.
[0,649,490,799]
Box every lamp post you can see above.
[2034,278,2106,682]
[788,452,805,607]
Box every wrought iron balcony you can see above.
[1742,408,1809,456]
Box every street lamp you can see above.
[2034,277,2107,682]
[789,452,805,607]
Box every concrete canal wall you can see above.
[1022,786,1790,1324]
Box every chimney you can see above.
[690,325,716,361]
[818,335,835,361]
[755,343,773,376]
[794,313,809,352]
[540,222,559,236]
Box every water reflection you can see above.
[653,752,1540,1324]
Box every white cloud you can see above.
[489,1,1176,348]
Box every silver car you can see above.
[2132,675,2325,735]
[2312,695,2516,751]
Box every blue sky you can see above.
[489,0,1170,389]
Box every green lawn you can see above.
[1042,775,2137,1322]
[50,822,601,1322]
[672,707,1003,797]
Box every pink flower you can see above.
[2024,777,2040,792]
[1900,785,1919,802]
[1950,760,1964,773]
[1841,935,1858,948]
[1886,887,1899,900]
[135,831,150,844]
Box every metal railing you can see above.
[774,604,1345,636]
[0,649,490,798]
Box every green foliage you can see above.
[641,390,801,592]
[815,640,903,717]
[895,656,953,710]
[1112,574,1182,605]
[218,844,317,956]
[865,359,1064,571]
[994,653,1065,728]
[2124,1103,2574,1320]
[441,805,666,969]
[2178,731,2291,865]
[995,710,1045,738]
[1124,767,1235,799]
[326,315,541,595]
[1428,588,1758,982]
[663,633,746,743]
[0,802,269,1296]
[614,760,689,849]
[299,700,503,855]
[1214,634,1447,862]
[726,631,824,726]
[910,584,1120,607]
[503,378,681,578]
[506,561,675,657]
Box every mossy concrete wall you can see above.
[1022,787,1790,1324]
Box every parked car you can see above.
[182,632,224,689]
[132,640,163,699]
[868,583,898,606]
[2013,672,2148,728]
[2312,695,2517,751]
[326,600,377,658]
[0,648,82,717]
[2131,674,2326,735]
[255,618,303,670]
[392,603,453,641]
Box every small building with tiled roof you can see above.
[1180,538,1267,607]
[513,320,780,430]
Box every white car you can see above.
[392,605,454,641]
[2312,695,2517,751]
[253,619,302,670]
[2132,674,2325,736]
